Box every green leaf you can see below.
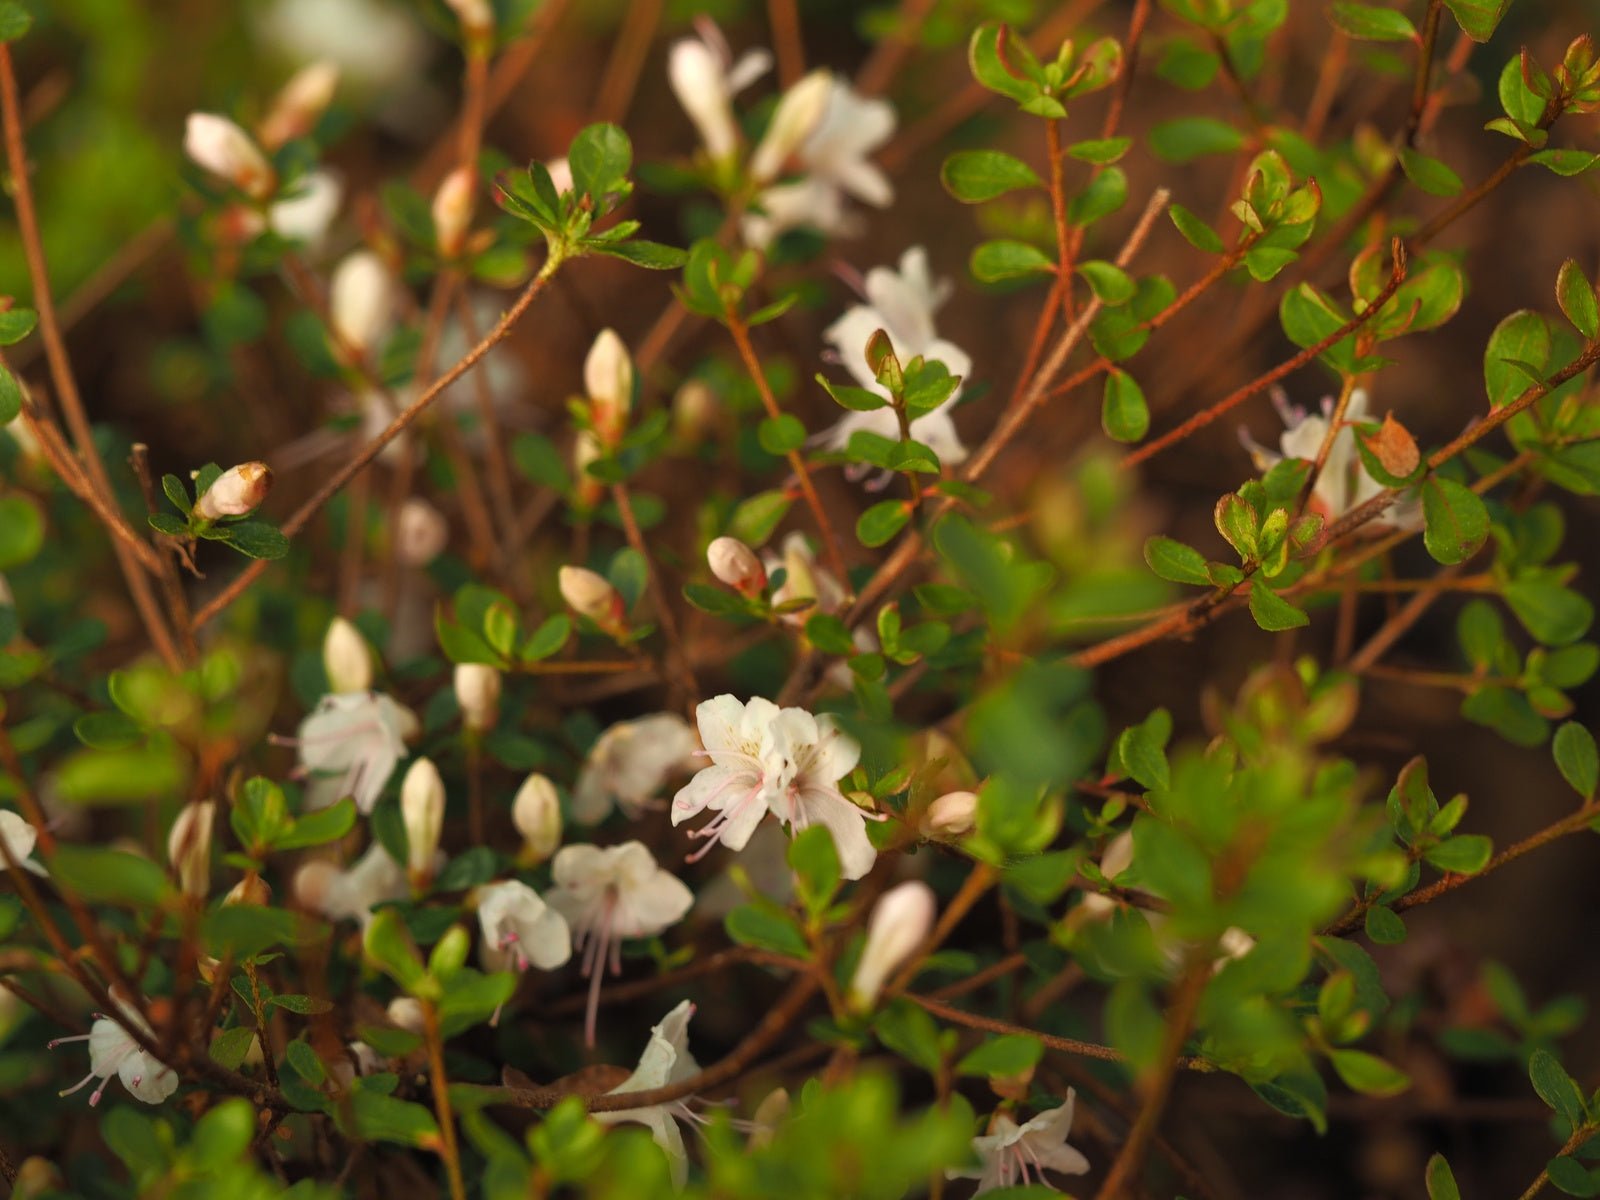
[1553,722,1598,799]
[590,240,686,269]
[0,307,37,345]
[1398,148,1463,196]
[511,432,568,490]
[1548,1156,1600,1197]
[967,23,1039,106]
[1421,477,1488,565]
[1066,167,1127,226]
[0,494,43,569]
[1169,204,1225,254]
[1118,718,1171,791]
[1250,585,1309,632]
[970,240,1054,283]
[758,414,807,455]
[1530,1048,1589,1129]
[1078,260,1136,306]
[204,906,311,959]
[1329,3,1419,41]
[347,1088,441,1148]
[724,903,809,958]
[729,490,793,545]
[272,798,357,851]
[1100,370,1148,442]
[787,825,841,917]
[520,614,571,662]
[49,845,172,906]
[1426,1153,1462,1200]
[956,1035,1043,1079]
[269,993,334,1015]
[0,364,20,424]
[219,521,291,560]
[1149,117,1245,164]
[1364,905,1407,944]
[1423,834,1492,875]
[1484,310,1551,408]
[0,2,31,41]
[1442,0,1510,41]
[1504,579,1595,647]
[567,123,632,201]
[209,1026,257,1070]
[940,149,1042,203]
[857,500,911,548]
[1143,536,1210,586]
[1067,136,1132,164]
[874,1001,944,1074]
[1556,259,1600,341]
[363,908,430,995]
[1528,149,1600,176]
[1329,1048,1411,1096]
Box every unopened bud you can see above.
[386,996,425,1035]
[167,801,215,899]
[672,379,719,445]
[707,536,766,596]
[195,462,272,520]
[584,329,633,444]
[512,773,562,863]
[330,250,395,358]
[749,71,831,183]
[848,880,935,1012]
[396,498,449,565]
[225,875,272,906]
[669,39,740,162]
[572,429,605,510]
[259,60,340,149]
[922,790,978,838]
[559,566,626,637]
[184,113,275,199]
[454,663,501,733]
[400,758,445,881]
[546,157,573,194]
[443,0,494,37]
[429,924,471,979]
[323,616,373,694]
[432,166,476,258]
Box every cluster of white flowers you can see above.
[672,694,878,881]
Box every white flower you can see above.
[946,1094,1090,1193]
[572,714,699,824]
[51,995,178,1106]
[748,70,831,183]
[269,169,343,247]
[0,810,47,876]
[477,880,571,979]
[400,758,445,881]
[849,881,935,1011]
[668,21,771,163]
[742,77,894,248]
[547,842,694,1046]
[167,801,214,899]
[432,166,476,257]
[290,691,418,812]
[256,0,429,94]
[184,113,275,199]
[323,616,373,694]
[1241,387,1422,527]
[595,999,702,1188]
[512,773,562,863]
[330,250,395,358]
[195,462,272,519]
[671,695,876,881]
[454,663,501,733]
[293,841,409,926]
[818,246,970,472]
[395,498,449,565]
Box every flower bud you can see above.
[512,773,562,863]
[259,60,340,149]
[546,157,573,194]
[184,113,276,199]
[848,880,935,1012]
[268,169,342,247]
[922,789,978,838]
[454,663,501,733]
[400,757,445,882]
[167,801,214,899]
[195,462,272,520]
[429,924,471,979]
[572,429,605,510]
[323,616,373,694]
[225,875,272,907]
[584,329,633,444]
[443,0,494,37]
[672,379,719,446]
[750,70,831,183]
[396,498,449,565]
[432,166,476,258]
[385,996,425,1035]
[669,39,740,162]
[707,536,766,596]
[559,566,626,638]
[330,250,395,358]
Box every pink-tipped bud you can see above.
[749,70,831,183]
[323,616,373,694]
[259,61,340,149]
[707,536,766,596]
[185,113,276,199]
[432,166,476,258]
[400,758,445,882]
[166,801,215,899]
[195,462,272,520]
[583,329,633,445]
[923,790,978,838]
[559,566,627,638]
[454,663,501,733]
[512,773,562,863]
[396,498,449,566]
[329,250,395,359]
[848,881,935,1012]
